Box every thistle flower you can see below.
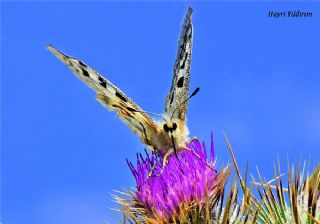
[116,135,231,223]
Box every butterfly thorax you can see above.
[151,119,189,155]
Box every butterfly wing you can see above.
[47,45,158,149]
[164,7,193,121]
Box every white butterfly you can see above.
[48,8,197,163]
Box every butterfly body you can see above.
[154,118,189,155]
[48,8,194,159]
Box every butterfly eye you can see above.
[172,123,177,131]
[163,124,169,132]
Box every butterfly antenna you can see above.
[170,87,200,120]
[127,108,167,122]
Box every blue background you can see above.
[2,2,320,224]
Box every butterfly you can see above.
[47,8,197,164]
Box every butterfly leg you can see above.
[148,164,160,177]
[147,148,164,177]
[162,145,191,166]
[177,145,192,151]
[163,149,175,166]
[180,144,217,172]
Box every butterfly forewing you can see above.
[47,45,158,149]
[164,7,193,122]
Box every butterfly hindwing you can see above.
[47,45,158,149]
[165,8,193,121]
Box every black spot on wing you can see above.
[78,60,87,67]
[115,92,127,102]
[98,76,107,88]
[170,91,174,105]
[126,107,137,112]
[100,81,106,88]
[82,69,90,77]
[98,76,104,82]
[180,51,189,69]
[177,77,184,88]
[180,60,186,69]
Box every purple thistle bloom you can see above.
[124,134,227,222]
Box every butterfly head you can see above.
[163,121,177,133]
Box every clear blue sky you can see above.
[2,2,319,224]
